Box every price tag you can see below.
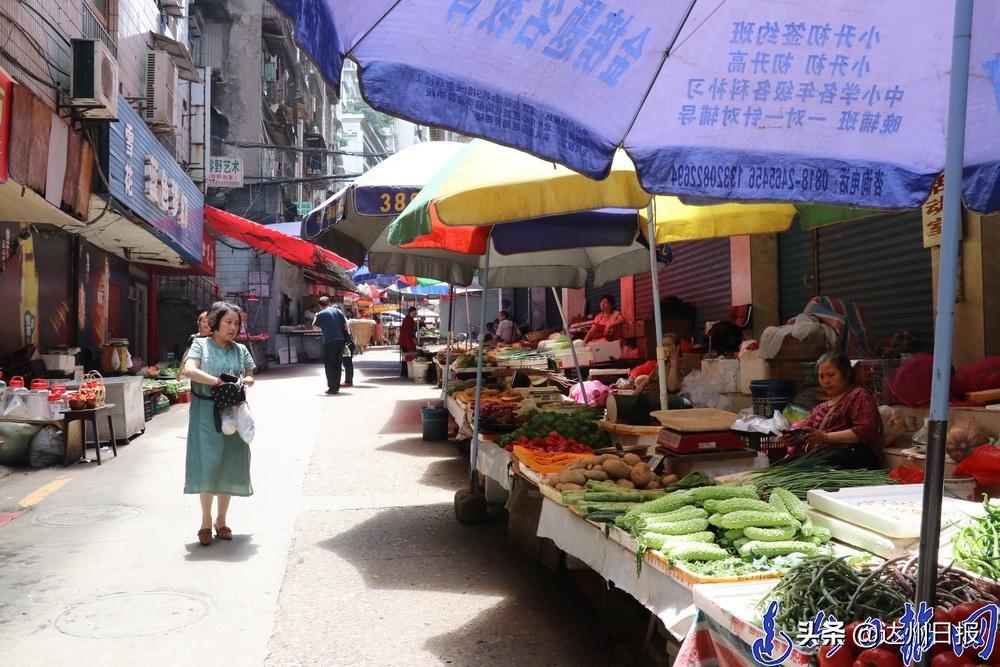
[646,453,665,473]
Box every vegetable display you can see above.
[737,450,897,499]
[614,483,832,575]
[498,409,610,449]
[550,453,678,492]
[506,433,592,455]
[952,495,1000,580]
[767,555,1000,637]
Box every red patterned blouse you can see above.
[794,386,884,456]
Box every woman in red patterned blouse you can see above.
[781,352,884,467]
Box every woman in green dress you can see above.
[183,301,256,546]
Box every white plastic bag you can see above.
[221,407,238,435]
[680,370,731,410]
[732,408,790,436]
[234,402,255,444]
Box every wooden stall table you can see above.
[62,403,117,465]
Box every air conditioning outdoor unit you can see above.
[145,50,177,132]
[70,38,119,120]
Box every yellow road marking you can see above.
[18,477,71,509]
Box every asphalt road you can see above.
[0,349,614,666]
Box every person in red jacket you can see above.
[399,306,418,353]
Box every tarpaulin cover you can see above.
[270,0,1000,212]
[205,206,354,270]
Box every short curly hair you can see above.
[206,301,244,332]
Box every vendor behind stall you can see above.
[780,352,884,467]
[631,333,682,393]
[583,296,625,344]
[494,310,520,343]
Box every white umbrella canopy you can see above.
[301,140,468,264]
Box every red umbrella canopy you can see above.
[205,207,355,270]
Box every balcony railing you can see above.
[82,3,117,59]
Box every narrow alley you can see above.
[0,351,613,666]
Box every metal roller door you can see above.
[584,271,622,316]
[778,211,933,351]
[634,238,733,336]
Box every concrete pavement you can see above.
[0,349,615,666]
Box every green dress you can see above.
[184,338,256,496]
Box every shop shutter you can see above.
[544,286,563,330]
[779,211,933,351]
[634,238,732,335]
[584,271,622,316]
[511,287,530,329]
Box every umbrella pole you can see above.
[469,247,491,492]
[915,0,974,619]
[647,204,669,412]
[551,287,589,407]
[442,286,456,401]
[465,289,473,351]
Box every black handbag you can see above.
[211,381,246,433]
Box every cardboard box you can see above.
[739,349,769,393]
[701,358,740,393]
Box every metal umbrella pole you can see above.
[468,246,491,492]
[465,288,473,351]
[915,0,974,624]
[442,285,456,401]
[551,287,589,407]
[647,202,669,412]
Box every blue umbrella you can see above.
[273,0,1000,605]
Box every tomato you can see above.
[853,647,903,667]
[950,602,988,624]
[931,652,977,667]
[819,645,855,667]
[844,621,862,655]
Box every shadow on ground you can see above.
[376,436,462,459]
[378,399,434,435]
[183,534,260,562]
[318,504,615,664]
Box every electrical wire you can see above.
[213,136,391,158]
[16,0,71,46]
[84,127,114,226]
[240,173,361,186]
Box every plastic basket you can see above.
[143,395,156,421]
[735,431,787,463]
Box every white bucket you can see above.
[943,475,978,501]
[411,361,431,383]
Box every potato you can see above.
[630,462,653,487]
[597,454,621,464]
[601,459,632,480]
[566,459,589,471]
[615,478,636,489]
[622,453,642,466]
[561,483,584,490]
[580,455,603,467]
[583,469,609,481]
[660,474,679,487]
[557,468,587,486]
[554,483,565,491]
[643,480,661,490]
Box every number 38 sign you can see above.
[354,187,420,215]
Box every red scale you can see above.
[650,408,749,454]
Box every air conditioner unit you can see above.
[160,0,185,18]
[70,38,119,120]
[145,50,177,132]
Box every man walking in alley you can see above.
[313,296,350,394]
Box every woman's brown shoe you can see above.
[215,525,233,540]
[197,528,213,546]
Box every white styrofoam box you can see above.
[553,346,593,368]
[702,358,741,393]
[41,354,76,374]
[278,347,298,364]
[588,339,621,363]
[806,484,983,539]
[738,351,768,394]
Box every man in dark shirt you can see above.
[313,296,350,394]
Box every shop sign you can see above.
[207,157,243,188]
[295,201,311,216]
[353,187,420,215]
[921,173,962,249]
[107,96,204,263]
[0,67,11,183]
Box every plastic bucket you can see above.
[411,361,431,382]
[749,379,795,418]
[943,475,977,501]
[421,407,449,441]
